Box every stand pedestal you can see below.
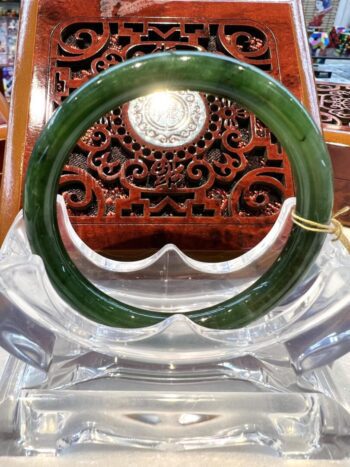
[1,348,350,458]
[1,199,350,458]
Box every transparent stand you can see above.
[1,197,350,458]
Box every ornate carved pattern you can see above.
[317,82,350,129]
[50,19,293,223]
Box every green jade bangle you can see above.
[24,52,333,330]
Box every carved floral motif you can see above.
[317,82,350,128]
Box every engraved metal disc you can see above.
[128,90,207,147]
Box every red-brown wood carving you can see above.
[317,82,350,131]
[50,18,293,255]
[0,0,320,257]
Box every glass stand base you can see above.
[18,391,350,457]
[1,345,350,459]
[1,200,350,459]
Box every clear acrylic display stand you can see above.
[1,196,350,458]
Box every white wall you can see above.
[334,0,350,27]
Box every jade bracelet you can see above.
[23,52,333,329]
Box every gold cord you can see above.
[292,206,350,253]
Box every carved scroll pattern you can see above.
[50,19,293,221]
[317,82,350,129]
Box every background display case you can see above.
[0,1,19,99]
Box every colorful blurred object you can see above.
[2,66,13,100]
[336,27,347,34]
[328,26,339,48]
[308,13,325,28]
[309,31,330,49]
[308,0,332,28]
[337,31,350,56]
[315,0,332,14]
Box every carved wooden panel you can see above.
[50,19,293,242]
[317,82,350,130]
[327,143,350,227]
[0,0,320,256]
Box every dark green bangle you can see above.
[24,52,333,330]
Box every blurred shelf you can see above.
[0,2,20,7]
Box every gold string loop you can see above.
[292,206,350,253]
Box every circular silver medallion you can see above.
[127,90,207,148]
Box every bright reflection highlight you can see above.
[128,90,207,147]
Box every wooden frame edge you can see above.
[0,0,39,243]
